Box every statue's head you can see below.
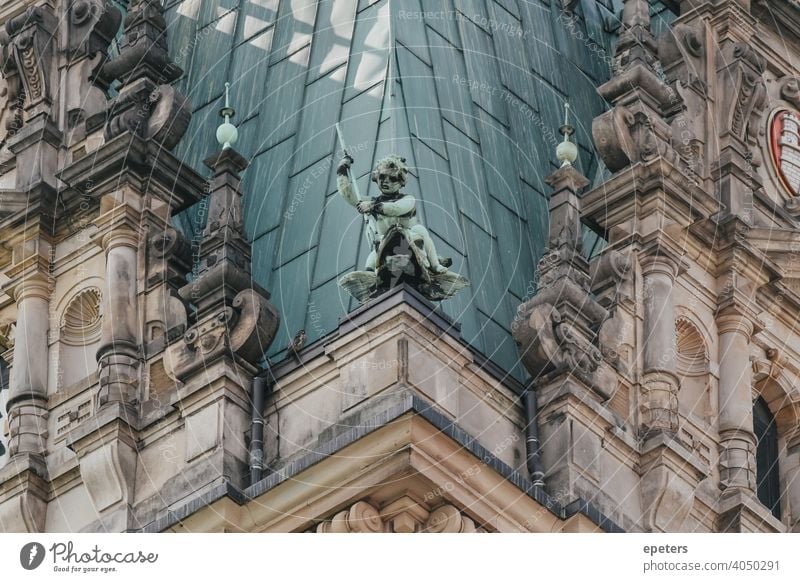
[371,155,408,195]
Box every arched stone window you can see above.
[753,397,781,519]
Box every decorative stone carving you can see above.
[60,287,103,346]
[0,73,22,150]
[145,227,190,343]
[379,496,430,533]
[675,317,708,377]
[779,76,800,110]
[513,163,617,400]
[146,85,192,151]
[100,0,181,86]
[67,0,121,60]
[613,0,659,75]
[316,500,385,533]
[336,153,468,303]
[165,148,279,381]
[62,1,121,131]
[424,504,477,533]
[592,0,687,180]
[100,0,190,149]
[0,5,57,122]
[165,289,279,381]
[593,106,679,174]
[315,500,480,533]
[723,43,766,147]
[659,23,706,94]
[517,303,603,376]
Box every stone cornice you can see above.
[58,133,206,215]
[137,394,621,533]
[581,158,720,234]
[0,183,59,236]
[0,0,42,23]
[753,0,800,45]
[0,451,49,532]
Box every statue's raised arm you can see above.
[336,154,359,207]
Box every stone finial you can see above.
[556,103,578,168]
[216,83,238,150]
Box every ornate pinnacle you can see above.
[216,83,238,150]
[615,0,658,73]
[622,0,651,31]
[556,102,578,168]
[101,0,181,86]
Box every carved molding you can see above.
[592,106,677,173]
[779,76,800,110]
[752,356,800,447]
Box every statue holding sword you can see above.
[334,124,468,303]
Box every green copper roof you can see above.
[168,0,676,379]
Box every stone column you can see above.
[96,228,140,407]
[640,256,680,435]
[716,309,756,493]
[5,274,51,457]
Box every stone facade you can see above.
[1,0,800,534]
[514,0,800,532]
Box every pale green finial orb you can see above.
[556,102,578,168]
[216,82,238,150]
